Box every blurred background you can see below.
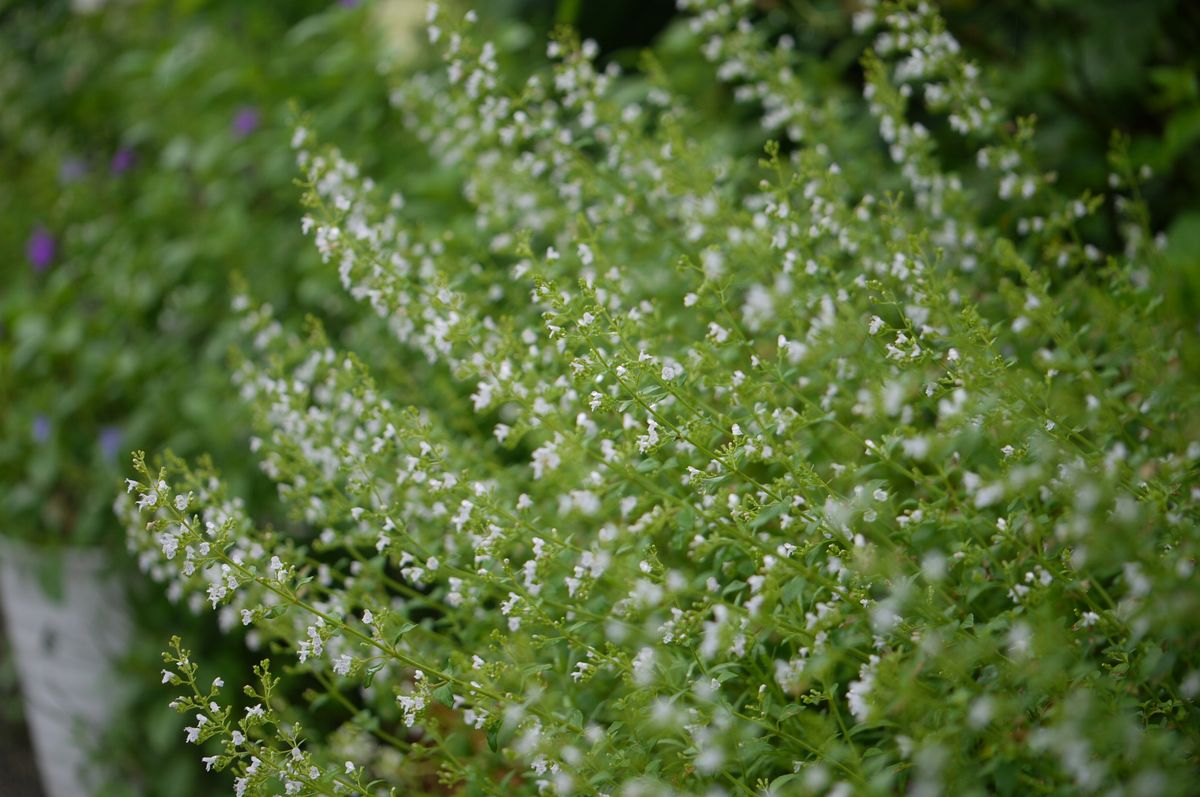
[1,0,1197,795]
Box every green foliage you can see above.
[1,2,633,793]
[0,2,427,794]
[118,1,1200,796]
[0,0,390,546]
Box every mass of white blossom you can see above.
[120,2,1200,795]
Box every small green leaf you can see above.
[392,622,417,645]
[675,505,695,531]
[486,724,500,753]
[433,682,454,707]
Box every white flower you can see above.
[701,249,724,278]
[847,656,880,722]
[471,381,495,411]
[531,439,561,479]
[741,284,773,331]
[631,647,656,686]
[637,418,660,453]
[571,661,589,682]
[968,696,994,729]
[397,693,427,727]
[974,483,1004,508]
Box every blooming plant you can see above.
[0,1,381,549]
[0,2,444,793]
[124,1,1200,795]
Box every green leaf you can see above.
[770,773,803,791]
[486,723,500,753]
[750,500,787,528]
[994,761,1018,797]
[675,505,695,531]
[392,622,417,645]
[432,682,454,707]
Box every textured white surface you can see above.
[0,542,132,797]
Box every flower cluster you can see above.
[123,2,1200,795]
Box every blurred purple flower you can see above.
[60,156,89,184]
[340,0,359,7]
[232,106,261,137]
[110,146,136,175]
[33,415,51,443]
[27,227,56,271]
[99,425,123,462]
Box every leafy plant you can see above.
[118,1,1200,795]
[0,0,454,549]
[0,2,425,793]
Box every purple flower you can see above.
[110,146,136,175]
[27,227,56,271]
[232,106,261,137]
[340,0,359,7]
[99,425,123,463]
[33,415,51,443]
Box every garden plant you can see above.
[1,1,672,792]
[110,0,1200,794]
[0,1,430,792]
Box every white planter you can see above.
[0,540,133,797]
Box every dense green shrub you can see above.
[0,0,400,549]
[2,2,670,792]
[0,2,423,792]
[122,1,1200,795]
